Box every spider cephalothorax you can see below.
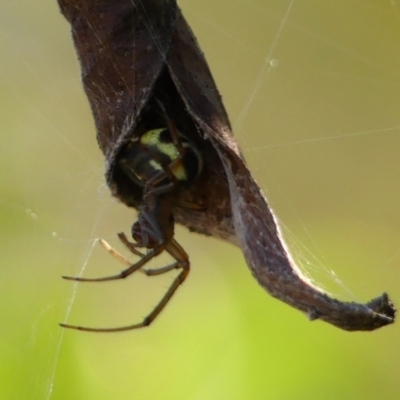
[61,102,205,332]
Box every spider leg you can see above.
[143,181,175,198]
[99,238,159,279]
[117,232,179,276]
[142,261,181,276]
[99,238,142,266]
[155,99,185,155]
[62,244,165,282]
[137,237,188,275]
[175,199,207,211]
[59,239,190,332]
[117,232,146,256]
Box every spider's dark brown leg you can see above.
[141,261,181,276]
[62,244,166,282]
[118,231,179,275]
[155,99,186,156]
[60,238,190,332]
[117,232,145,255]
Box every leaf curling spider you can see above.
[60,103,204,332]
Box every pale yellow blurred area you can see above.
[1,1,399,399]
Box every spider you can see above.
[60,103,204,332]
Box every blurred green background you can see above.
[1,0,400,399]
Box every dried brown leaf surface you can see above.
[58,0,395,331]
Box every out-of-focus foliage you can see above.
[0,1,399,399]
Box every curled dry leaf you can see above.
[58,0,395,331]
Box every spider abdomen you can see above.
[119,127,203,190]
